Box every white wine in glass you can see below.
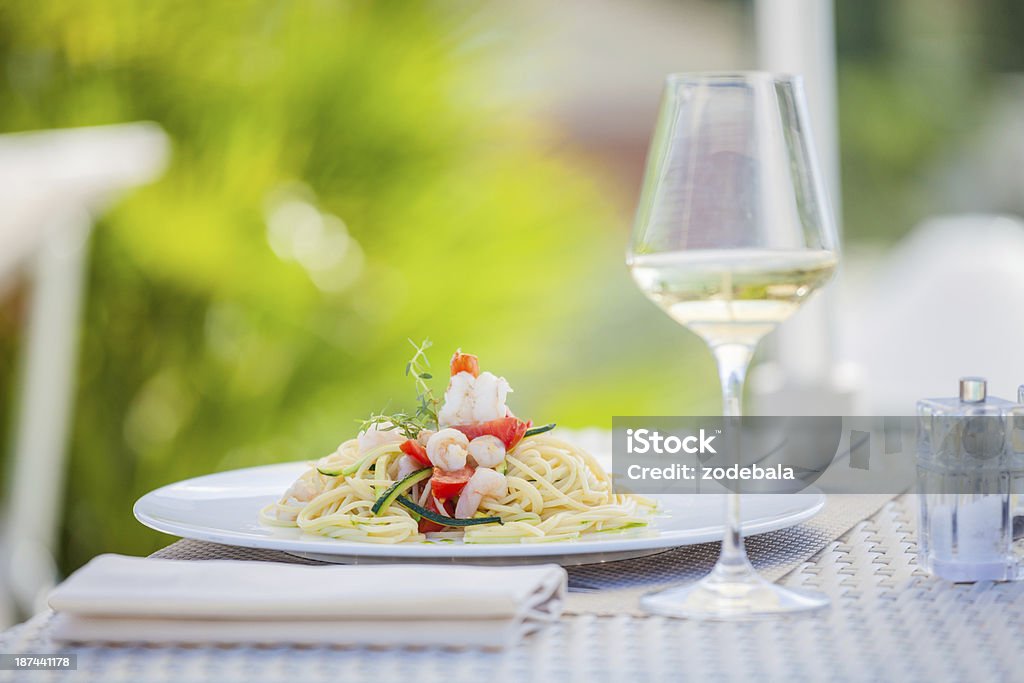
[629,249,837,348]
[628,73,839,619]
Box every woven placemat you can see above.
[149,494,897,616]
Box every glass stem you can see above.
[712,342,754,576]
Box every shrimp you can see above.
[450,350,480,377]
[416,429,436,447]
[471,372,511,423]
[438,371,476,426]
[437,371,512,427]
[468,435,506,468]
[426,428,470,471]
[282,469,327,504]
[395,454,422,481]
[273,469,329,521]
[454,467,508,519]
[357,422,405,453]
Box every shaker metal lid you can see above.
[959,376,987,403]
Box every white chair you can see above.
[0,123,168,626]
[841,214,1024,413]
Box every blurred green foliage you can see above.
[0,1,712,572]
[835,0,1024,241]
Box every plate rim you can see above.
[133,461,826,559]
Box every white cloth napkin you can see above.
[47,554,567,649]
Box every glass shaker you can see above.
[917,377,1024,581]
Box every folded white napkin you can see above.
[48,554,567,649]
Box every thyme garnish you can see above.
[357,338,441,439]
[405,338,440,430]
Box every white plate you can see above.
[134,462,825,566]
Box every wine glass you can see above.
[627,72,838,619]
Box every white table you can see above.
[1,495,1020,682]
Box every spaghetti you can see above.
[260,433,654,544]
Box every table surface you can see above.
[3,494,1023,683]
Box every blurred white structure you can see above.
[504,0,749,189]
[0,124,168,626]
[840,214,1024,413]
[750,0,863,416]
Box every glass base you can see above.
[640,564,829,621]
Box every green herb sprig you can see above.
[405,338,440,430]
[357,338,441,439]
[359,409,424,440]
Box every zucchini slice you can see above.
[317,453,374,478]
[523,423,556,438]
[396,496,503,527]
[371,468,432,516]
[317,443,397,477]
